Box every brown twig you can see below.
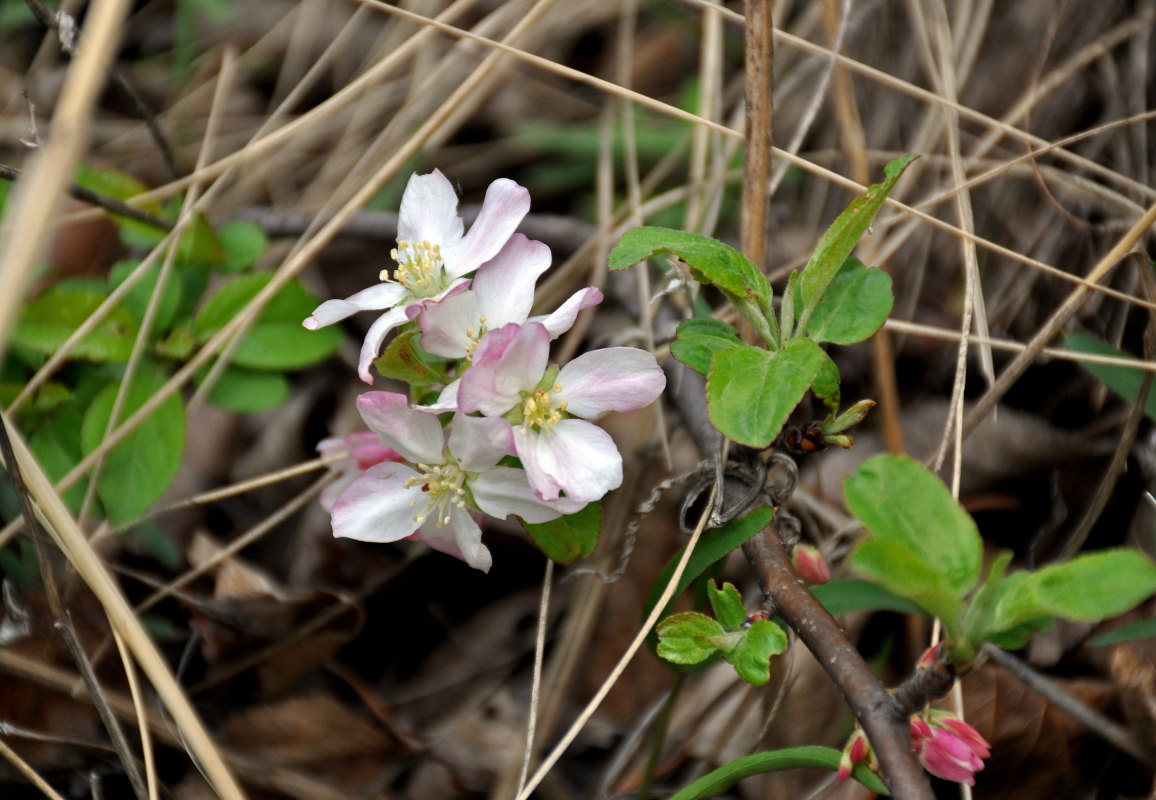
[0,418,148,800]
[0,163,173,233]
[24,0,182,180]
[743,522,935,799]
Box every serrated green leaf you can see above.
[215,220,267,273]
[728,618,788,684]
[109,260,182,335]
[657,612,726,664]
[992,549,1156,631]
[844,454,982,598]
[707,580,748,629]
[802,256,893,344]
[375,329,450,386]
[13,287,140,362]
[1065,331,1156,420]
[800,154,915,313]
[669,746,889,800]
[670,318,743,376]
[707,338,826,447]
[198,365,289,413]
[522,501,601,564]
[80,363,185,526]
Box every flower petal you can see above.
[331,463,425,543]
[459,323,549,416]
[419,290,481,359]
[303,283,406,330]
[557,347,666,418]
[446,178,530,277]
[357,305,411,383]
[397,169,465,249]
[418,507,492,572]
[473,234,550,327]
[534,287,603,338]
[448,413,515,471]
[470,466,564,523]
[515,419,622,503]
[356,392,445,464]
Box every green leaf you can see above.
[812,352,841,413]
[992,549,1156,630]
[73,164,168,244]
[802,256,893,344]
[610,227,775,344]
[215,220,267,273]
[13,287,140,362]
[707,580,748,629]
[233,322,344,371]
[644,507,774,629]
[810,579,927,617]
[670,317,743,377]
[193,273,342,370]
[728,618,788,684]
[669,746,889,800]
[780,270,799,341]
[1065,331,1156,420]
[521,501,601,564]
[375,329,450,387]
[851,538,966,630]
[707,338,826,447]
[176,212,226,268]
[129,521,183,570]
[799,154,916,313]
[198,365,290,413]
[80,363,185,526]
[1088,618,1156,647]
[109,260,182,335]
[28,405,90,512]
[657,612,726,664]
[844,454,983,598]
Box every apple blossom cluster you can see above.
[304,170,666,572]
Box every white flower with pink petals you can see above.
[419,233,603,361]
[457,322,666,503]
[329,392,580,572]
[302,170,530,383]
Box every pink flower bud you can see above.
[791,544,831,584]
[837,728,871,782]
[909,712,989,786]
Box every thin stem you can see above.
[0,418,148,800]
[0,163,173,232]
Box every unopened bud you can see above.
[791,544,830,584]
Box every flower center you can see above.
[520,384,567,432]
[462,315,487,360]
[405,460,468,526]
[384,240,445,298]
